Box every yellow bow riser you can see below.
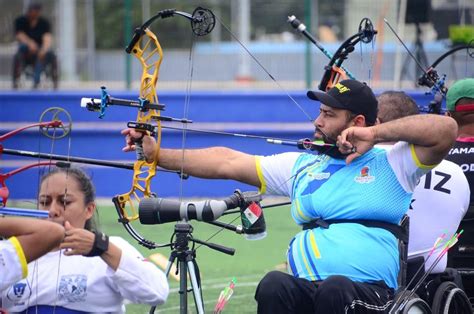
[117,28,163,222]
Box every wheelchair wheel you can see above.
[431,281,472,314]
[401,297,431,314]
[12,52,59,90]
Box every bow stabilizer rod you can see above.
[1,148,188,178]
[287,15,356,80]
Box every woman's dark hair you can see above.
[40,167,99,231]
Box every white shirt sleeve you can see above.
[107,237,169,306]
[256,152,301,197]
[407,160,470,273]
[386,141,436,192]
[0,237,27,292]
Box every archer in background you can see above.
[0,167,169,313]
[445,78,474,300]
[0,217,64,291]
[12,3,58,89]
[123,79,457,313]
[378,91,469,306]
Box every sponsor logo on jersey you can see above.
[354,166,375,183]
[308,172,331,180]
[460,163,474,172]
[449,147,474,154]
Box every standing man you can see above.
[123,79,457,313]
[12,3,58,89]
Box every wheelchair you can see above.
[447,212,474,310]
[12,46,58,90]
[390,217,472,313]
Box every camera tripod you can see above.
[150,221,235,314]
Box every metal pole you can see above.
[85,0,95,81]
[124,0,132,89]
[58,0,77,81]
[304,0,313,89]
[393,0,407,89]
[236,0,251,81]
[210,0,221,44]
[142,0,150,23]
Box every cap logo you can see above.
[334,83,350,94]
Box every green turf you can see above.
[96,202,299,313]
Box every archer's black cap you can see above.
[307,80,378,124]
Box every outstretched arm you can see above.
[121,128,261,187]
[0,217,64,263]
[337,114,458,165]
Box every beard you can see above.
[313,123,351,159]
[314,123,348,145]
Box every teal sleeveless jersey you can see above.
[287,148,412,289]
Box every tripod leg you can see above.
[179,261,188,314]
[165,251,177,277]
[188,260,205,314]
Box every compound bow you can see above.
[83,7,215,249]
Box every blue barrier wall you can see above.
[0,90,443,200]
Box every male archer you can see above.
[123,79,457,313]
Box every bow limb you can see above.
[0,109,72,207]
[318,18,377,91]
[418,43,474,96]
[385,18,473,100]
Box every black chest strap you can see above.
[302,218,408,243]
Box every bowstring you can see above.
[214,15,314,123]
[178,33,197,202]
[32,110,72,312]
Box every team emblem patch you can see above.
[58,274,87,302]
[7,281,30,303]
[354,166,375,183]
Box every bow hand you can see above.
[121,128,157,163]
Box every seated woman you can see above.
[0,167,169,313]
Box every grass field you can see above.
[95,201,299,313]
